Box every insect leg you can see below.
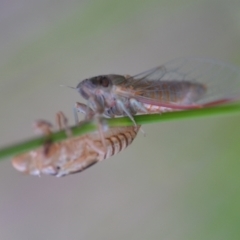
[76,93,109,148]
[127,98,146,135]
[33,120,53,136]
[73,102,92,124]
[55,111,72,137]
[33,120,54,156]
[75,102,108,150]
[75,102,95,121]
[36,112,71,158]
[116,99,137,126]
[29,120,55,176]
[129,98,148,114]
[73,105,79,125]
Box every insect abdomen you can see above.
[103,126,140,160]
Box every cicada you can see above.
[12,110,140,177]
[76,58,240,124]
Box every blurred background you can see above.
[0,0,240,239]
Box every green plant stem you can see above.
[1,103,240,160]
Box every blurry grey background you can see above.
[1,0,240,239]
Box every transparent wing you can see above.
[119,57,240,107]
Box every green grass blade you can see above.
[1,103,240,160]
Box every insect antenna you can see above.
[60,84,76,89]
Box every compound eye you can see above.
[90,78,98,85]
[99,77,109,87]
